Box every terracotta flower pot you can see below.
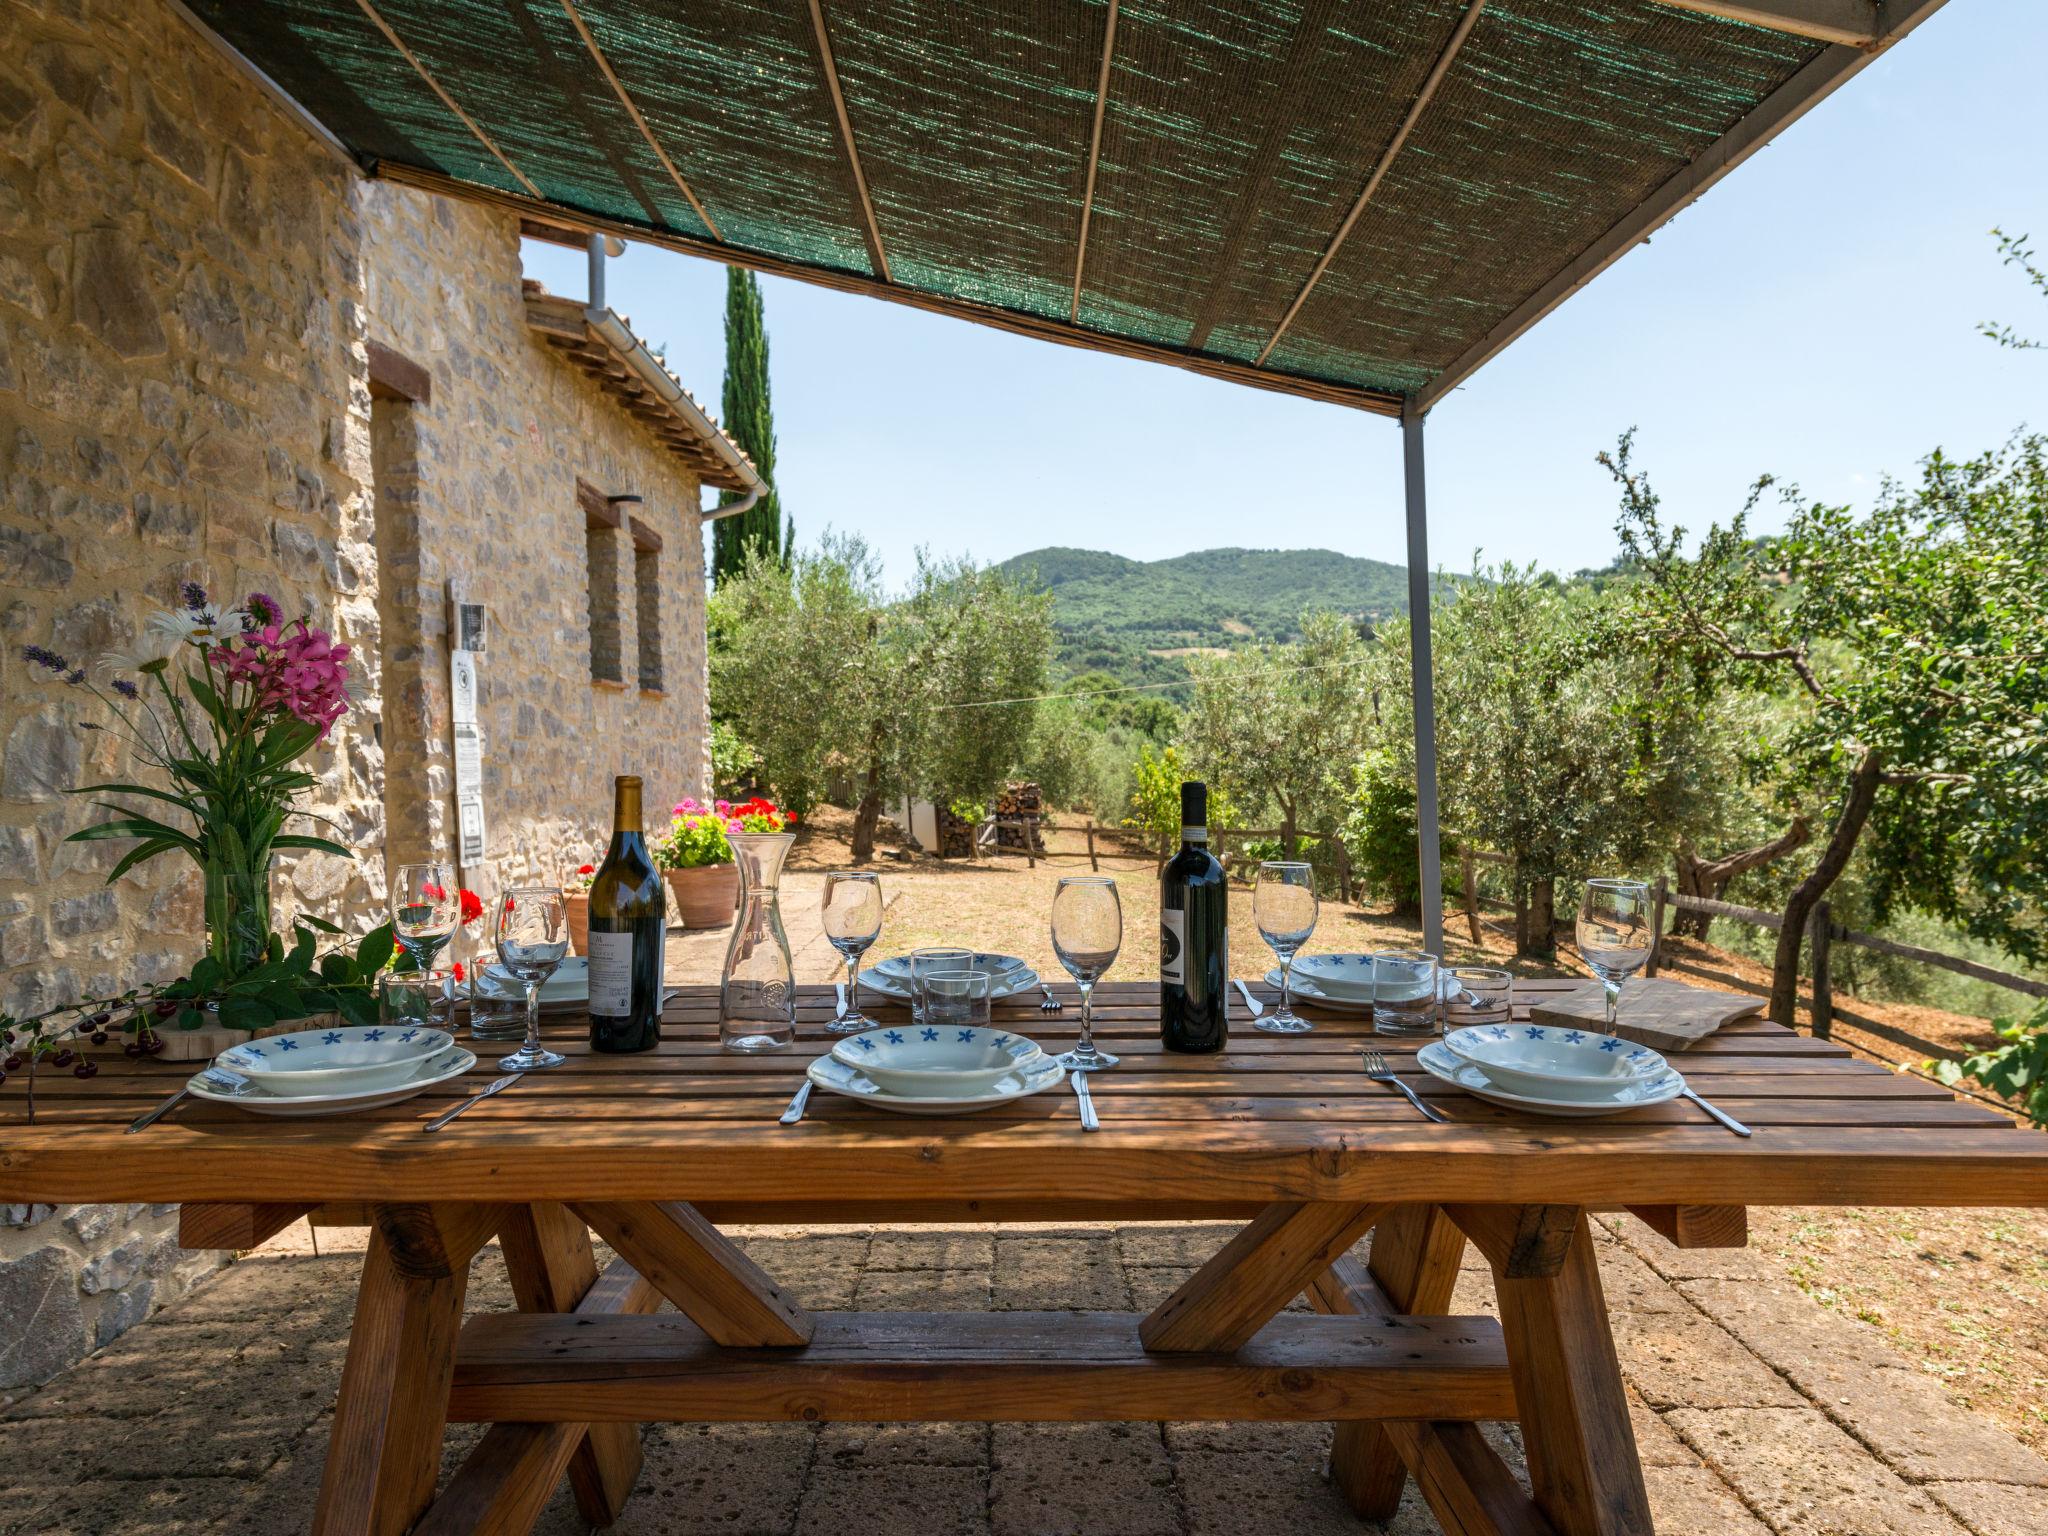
[666,862,739,929]
[564,892,590,956]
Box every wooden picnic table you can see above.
[2,977,2043,1536]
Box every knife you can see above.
[1233,979,1265,1019]
[1071,1070,1099,1131]
[421,1072,524,1133]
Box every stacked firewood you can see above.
[936,804,978,858]
[995,781,1043,853]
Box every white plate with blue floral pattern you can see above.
[830,1024,1045,1097]
[217,1024,457,1097]
[1416,1040,1684,1118]
[860,953,1038,1002]
[187,1045,478,1117]
[1443,1022,1667,1100]
[805,1052,1066,1116]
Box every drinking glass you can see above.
[391,862,459,973]
[495,886,568,1071]
[907,946,972,1025]
[465,963,529,1042]
[378,969,452,1036]
[1051,876,1122,1071]
[1577,878,1653,1030]
[1444,967,1514,1028]
[1372,950,1441,1037]
[821,872,884,1035]
[923,969,992,1030]
[1253,861,1318,1035]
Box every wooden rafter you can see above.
[1254,0,1487,366]
[805,0,891,281]
[1647,0,1879,46]
[558,0,724,238]
[1069,0,1119,324]
[353,0,543,198]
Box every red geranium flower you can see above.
[577,863,595,876]
[458,888,483,925]
[452,960,466,983]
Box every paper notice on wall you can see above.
[451,646,486,867]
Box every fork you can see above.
[1361,1050,1446,1123]
[1038,983,1063,1014]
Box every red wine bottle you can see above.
[1161,781,1228,1052]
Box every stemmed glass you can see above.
[391,862,459,972]
[821,872,883,1035]
[495,885,568,1071]
[1051,876,1122,1071]
[1253,861,1318,1035]
[1576,878,1653,1030]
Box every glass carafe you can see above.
[719,831,797,1052]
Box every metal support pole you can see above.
[1402,401,1445,960]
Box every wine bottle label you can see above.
[1160,908,1185,984]
[587,931,634,1017]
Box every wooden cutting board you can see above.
[1526,977,1763,1052]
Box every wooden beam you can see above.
[365,339,430,404]
[577,477,620,530]
[1446,1205,1581,1279]
[1068,0,1119,323]
[386,163,1405,417]
[627,514,661,554]
[313,1218,478,1536]
[1417,0,1951,409]
[1140,1201,1387,1352]
[371,1202,500,1281]
[1383,1420,1559,1536]
[1254,0,1487,365]
[804,0,890,282]
[448,1310,1519,1425]
[353,0,542,198]
[1645,0,1879,46]
[414,1422,584,1536]
[559,0,723,238]
[177,1201,313,1251]
[572,1200,815,1346]
[1626,1204,1749,1249]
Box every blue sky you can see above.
[522,0,2046,588]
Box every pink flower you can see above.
[212,618,352,739]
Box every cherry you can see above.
[73,1060,97,1079]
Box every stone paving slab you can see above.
[0,1217,2039,1536]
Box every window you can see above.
[578,478,623,685]
[631,515,663,693]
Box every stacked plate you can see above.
[1264,955,1457,1014]
[806,1024,1064,1116]
[1416,1023,1685,1118]
[859,951,1040,1004]
[191,1024,476,1117]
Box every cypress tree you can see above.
[713,268,787,582]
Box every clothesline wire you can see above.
[928,656,1374,712]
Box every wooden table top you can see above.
[2,981,2041,1212]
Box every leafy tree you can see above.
[712,540,1055,862]
[1176,611,1372,854]
[1932,1001,2048,1128]
[1384,564,1709,957]
[1607,432,2048,1024]
[1339,750,1434,918]
[712,268,788,582]
[1980,228,2045,352]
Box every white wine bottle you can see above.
[586,775,666,1053]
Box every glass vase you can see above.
[202,848,273,977]
[719,831,797,1052]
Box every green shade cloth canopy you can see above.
[183,0,1936,413]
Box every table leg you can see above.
[1313,1203,1467,1519]
[1139,1200,1388,1353]
[498,1202,646,1526]
[312,1205,497,1536]
[1450,1205,1653,1536]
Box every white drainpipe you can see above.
[585,233,764,523]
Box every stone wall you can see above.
[0,0,713,1388]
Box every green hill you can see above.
[995,546,1447,687]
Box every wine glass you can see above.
[391,862,459,973]
[1253,861,1318,1034]
[1576,878,1653,1030]
[821,871,884,1035]
[495,885,568,1071]
[1051,876,1122,1071]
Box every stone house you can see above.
[0,0,759,1387]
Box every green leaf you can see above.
[287,925,317,975]
[188,955,224,994]
[217,996,277,1032]
[318,953,350,984]
[69,815,198,850]
[176,1007,207,1032]
[272,834,352,859]
[72,782,201,815]
[334,990,378,1028]
[294,913,342,935]
[104,838,179,885]
[354,922,395,978]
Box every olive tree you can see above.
[1607,431,2048,1023]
